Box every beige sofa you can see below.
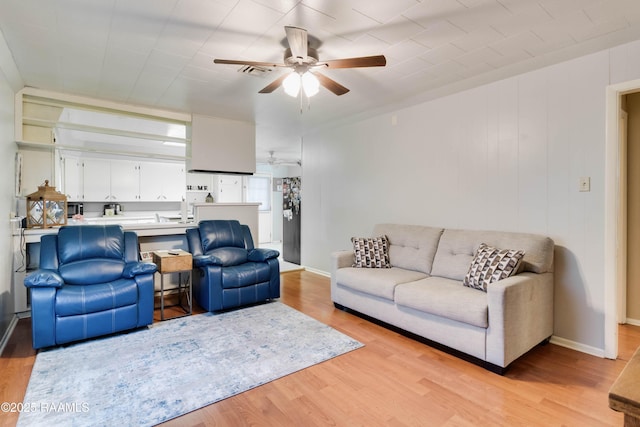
[330,224,555,373]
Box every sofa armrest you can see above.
[330,250,354,302]
[485,272,554,368]
[331,250,354,271]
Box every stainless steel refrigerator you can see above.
[282,177,301,264]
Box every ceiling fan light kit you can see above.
[302,72,319,97]
[283,72,301,97]
[213,26,386,100]
[284,71,320,98]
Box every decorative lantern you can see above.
[26,180,68,229]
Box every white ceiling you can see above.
[2,0,640,161]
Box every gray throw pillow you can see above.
[463,243,525,292]
[351,235,391,268]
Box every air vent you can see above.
[238,65,272,77]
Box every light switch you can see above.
[579,177,591,192]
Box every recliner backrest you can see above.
[198,220,246,252]
[55,225,127,285]
[58,225,126,264]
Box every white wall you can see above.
[0,32,19,345]
[302,39,640,354]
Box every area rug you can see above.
[18,302,363,426]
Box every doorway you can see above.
[605,79,640,359]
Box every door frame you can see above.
[605,79,640,358]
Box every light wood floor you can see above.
[1,270,638,426]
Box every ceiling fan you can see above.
[258,151,301,166]
[213,26,386,97]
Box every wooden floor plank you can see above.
[0,270,635,426]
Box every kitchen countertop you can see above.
[14,220,197,243]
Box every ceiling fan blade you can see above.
[258,73,289,94]
[314,72,349,96]
[320,55,387,69]
[214,59,286,67]
[285,26,308,61]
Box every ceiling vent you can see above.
[238,65,272,77]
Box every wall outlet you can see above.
[579,176,591,192]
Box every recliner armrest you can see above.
[24,269,64,288]
[248,248,279,262]
[123,262,158,278]
[193,254,221,267]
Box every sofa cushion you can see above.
[59,258,125,285]
[55,278,138,316]
[221,262,272,289]
[206,247,249,267]
[431,229,554,280]
[395,277,488,328]
[336,267,427,301]
[463,243,525,292]
[373,224,444,274]
[351,236,391,268]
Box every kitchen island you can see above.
[192,202,260,242]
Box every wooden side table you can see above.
[152,250,193,320]
[610,346,640,426]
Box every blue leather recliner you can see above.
[186,220,280,312]
[24,225,157,349]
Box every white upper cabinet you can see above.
[63,157,185,202]
[216,176,243,203]
[162,163,186,201]
[110,160,140,202]
[139,162,185,202]
[62,156,83,200]
[82,159,111,201]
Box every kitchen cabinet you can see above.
[216,176,242,203]
[139,162,185,202]
[62,157,185,202]
[83,159,112,201]
[83,158,139,202]
[62,156,83,200]
[110,160,140,201]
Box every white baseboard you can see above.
[549,335,606,358]
[0,314,19,357]
[303,267,329,277]
[624,318,640,327]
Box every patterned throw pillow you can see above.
[463,243,525,292]
[351,235,391,268]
